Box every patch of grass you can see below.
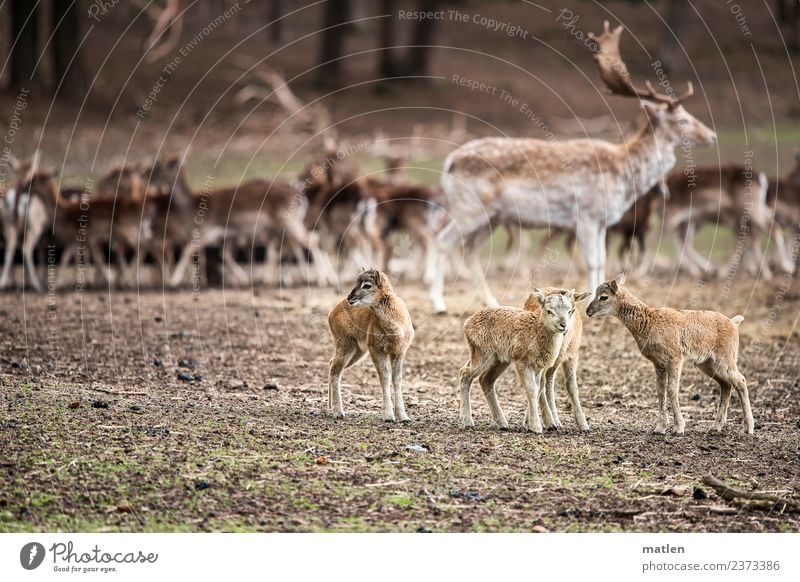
[292,498,319,511]
[386,494,415,509]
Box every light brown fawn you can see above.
[327,269,414,422]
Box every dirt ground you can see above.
[1,267,799,533]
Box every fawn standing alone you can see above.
[586,274,754,435]
[328,270,414,422]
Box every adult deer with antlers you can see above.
[429,22,716,312]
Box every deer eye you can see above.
[546,310,555,316]
[361,283,372,290]
[600,295,608,301]
[569,309,575,315]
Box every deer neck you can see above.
[370,293,410,336]
[532,320,565,369]
[623,126,678,202]
[170,172,196,210]
[615,290,652,337]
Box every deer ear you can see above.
[532,288,546,306]
[609,280,618,293]
[574,291,591,302]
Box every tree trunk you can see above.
[378,0,398,77]
[10,0,40,89]
[776,0,789,24]
[52,0,88,100]
[657,1,689,75]
[316,0,350,87]
[793,0,800,51]
[400,0,438,78]
[269,0,285,45]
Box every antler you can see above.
[589,21,693,108]
[139,0,184,63]
[231,56,333,140]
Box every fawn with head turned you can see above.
[328,269,414,422]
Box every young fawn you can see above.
[523,288,592,431]
[459,289,578,433]
[327,269,414,422]
[586,274,754,435]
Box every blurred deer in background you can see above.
[429,21,716,312]
[143,157,336,288]
[766,155,800,275]
[661,166,775,279]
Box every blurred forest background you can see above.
[0,0,799,183]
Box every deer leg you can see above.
[459,350,495,428]
[429,249,447,314]
[563,357,589,431]
[0,225,17,289]
[516,363,543,434]
[670,220,705,277]
[263,240,279,285]
[22,221,45,292]
[539,365,559,430]
[370,349,395,422]
[463,225,498,307]
[726,369,754,435]
[288,221,335,287]
[503,224,531,279]
[577,222,604,294]
[653,363,669,434]
[222,242,249,285]
[170,243,196,287]
[742,218,774,280]
[666,359,685,435]
[403,218,437,284]
[431,217,485,314]
[113,242,133,288]
[478,360,510,429]
[547,364,562,428]
[88,239,115,286]
[422,231,437,285]
[632,229,655,276]
[391,353,410,423]
[770,224,794,274]
[710,376,732,432]
[55,245,75,289]
[328,340,363,418]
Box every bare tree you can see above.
[269,0,286,45]
[316,0,351,87]
[657,0,690,75]
[400,0,439,77]
[52,0,88,100]
[378,0,398,77]
[9,0,40,89]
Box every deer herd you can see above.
[0,22,794,433]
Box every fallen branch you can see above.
[364,479,410,488]
[89,387,147,396]
[702,475,800,513]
